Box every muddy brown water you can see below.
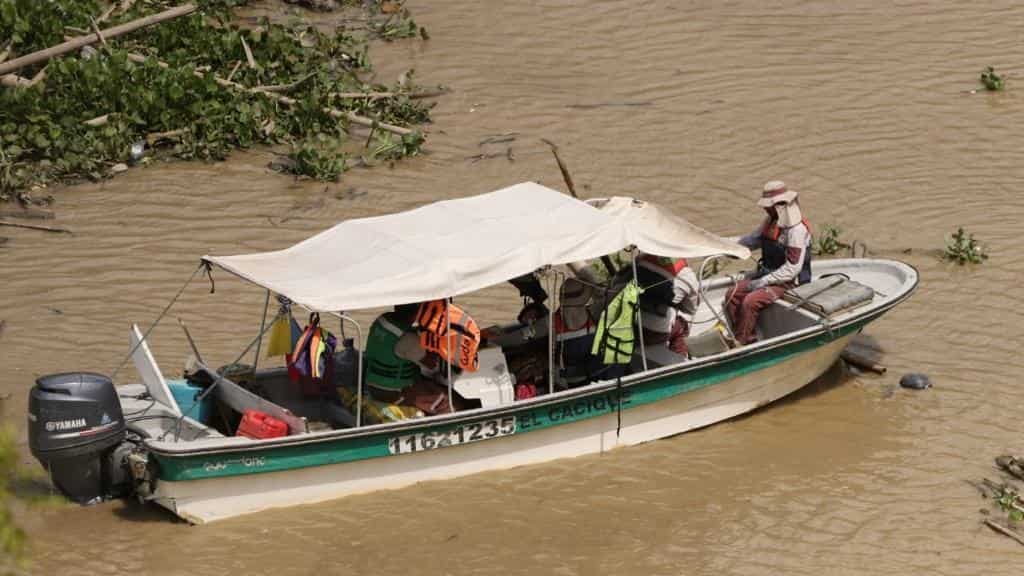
[3,0,1024,574]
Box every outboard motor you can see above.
[28,372,130,504]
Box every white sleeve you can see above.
[673,267,700,315]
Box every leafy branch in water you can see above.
[0,0,435,200]
[287,136,347,181]
[812,224,848,256]
[943,227,988,265]
[980,66,1005,91]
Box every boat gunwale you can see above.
[145,259,918,458]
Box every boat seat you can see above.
[782,276,875,318]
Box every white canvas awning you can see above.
[587,196,750,262]
[204,182,749,311]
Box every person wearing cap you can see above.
[726,181,813,345]
[635,254,699,357]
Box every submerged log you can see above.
[840,349,886,374]
[0,4,197,77]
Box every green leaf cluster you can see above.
[812,224,848,256]
[943,227,987,265]
[0,0,434,199]
[287,136,347,181]
[980,66,1004,91]
[0,427,26,574]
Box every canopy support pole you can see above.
[447,298,454,412]
[631,250,648,373]
[252,289,270,370]
[325,311,363,427]
[547,270,557,395]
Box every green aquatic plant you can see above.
[812,223,848,256]
[980,66,1005,91]
[288,136,347,181]
[0,427,27,575]
[943,227,988,265]
[0,0,433,201]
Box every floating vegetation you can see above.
[812,223,848,256]
[980,66,1005,91]
[287,136,347,181]
[0,0,437,202]
[977,456,1024,546]
[942,227,988,265]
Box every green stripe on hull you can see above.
[154,321,863,481]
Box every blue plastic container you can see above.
[167,379,212,424]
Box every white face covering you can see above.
[776,201,803,228]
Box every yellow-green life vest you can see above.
[591,280,639,365]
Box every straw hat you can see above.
[757,180,799,208]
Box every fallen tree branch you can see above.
[984,519,1024,546]
[0,3,197,77]
[540,138,578,199]
[83,113,111,127]
[240,35,256,69]
[124,52,414,136]
[333,88,449,100]
[146,127,189,144]
[0,220,72,234]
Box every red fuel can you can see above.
[236,409,289,439]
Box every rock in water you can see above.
[899,373,931,390]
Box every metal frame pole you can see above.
[548,270,556,394]
[446,298,454,412]
[324,311,363,427]
[252,289,270,371]
[631,250,648,372]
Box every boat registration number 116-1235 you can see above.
[387,416,516,455]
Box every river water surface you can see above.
[3,1,1024,574]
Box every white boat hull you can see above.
[155,335,852,523]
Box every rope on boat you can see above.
[161,308,286,442]
[110,262,205,382]
[615,376,623,438]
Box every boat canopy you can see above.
[203,182,749,312]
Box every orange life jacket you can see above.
[638,254,688,279]
[416,300,481,372]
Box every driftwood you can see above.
[996,456,1024,482]
[0,220,71,234]
[333,88,449,100]
[984,519,1024,546]
[146,127,189,144]
[540,138,578,199]
[0,4,197,77]
[840,349,886,374]
[83,113,111,127]
[125,52,414,136]
[239,35,256,69]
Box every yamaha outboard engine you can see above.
[28,372,129,504]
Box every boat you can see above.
[25,182,918,523]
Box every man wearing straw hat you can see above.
[726,180,813,345]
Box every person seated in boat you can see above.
[364,303,423,403]
[635,254,699,358]
[553,277,602,388]
[726,181,813,345]
[483,273,551,347]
